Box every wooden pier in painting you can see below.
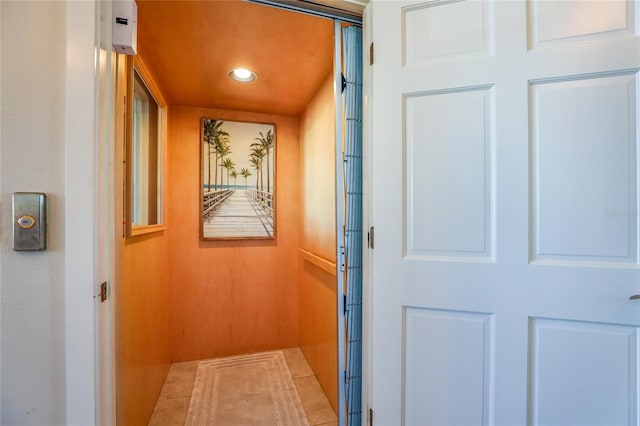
[203,190,274,238]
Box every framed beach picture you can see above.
[200,118,276,240]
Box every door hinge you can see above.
[368,226,375,249]
[339,245,346,272]
[369,407,374,426]
[369,42,374,65]
[100,281,109,303]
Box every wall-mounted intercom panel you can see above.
[13,192,47,251]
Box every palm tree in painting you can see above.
[202,119,219,191]
[253,129,274,193]
[215,138,232,189]
[249,154,262,191]
[203,119,229,191]
[230,170,238,187]
[221,157,236,188]
[240,167,251,189]
[250,145,266,192]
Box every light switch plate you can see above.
[13,192,47,251]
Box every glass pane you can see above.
[132,70,161,227]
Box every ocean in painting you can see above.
[203,185,255,191]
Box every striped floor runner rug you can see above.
[185,351,309,426]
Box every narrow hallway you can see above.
[149,348,337,426]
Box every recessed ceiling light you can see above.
[228,68,257,82]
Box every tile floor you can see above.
[148,348,338,426]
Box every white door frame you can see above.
[64,0,116,424]
[361,3,373,425]
[79,1,375,424]
[94,0,117,424]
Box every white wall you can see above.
[1,1,68,424]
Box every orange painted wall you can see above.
[298,74,338,412]
[168,106,300,361]
[117,234,172,426]
[300,74,337,260]
[115,54,172,426]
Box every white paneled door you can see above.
[367,0,640,425]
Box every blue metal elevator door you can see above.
[342,25,363,426]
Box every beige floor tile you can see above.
[158,360,199,400]
[148,396,190,426]
[282,347,314,379]
[294,376,337,426]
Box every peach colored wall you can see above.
[298,74,338,412]
[168,106,300,361]
[115,54,172,426]
[300,74,337,260]
[117,235,172,426]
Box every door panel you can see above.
[403,0,493,65]
[404,308,495,426]
[528,0,635,48]
[530,72,638,264]
[368,0,640,425]
[405,86,494,260]
[528,318,639,426]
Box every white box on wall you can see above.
[113,0,137,55]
